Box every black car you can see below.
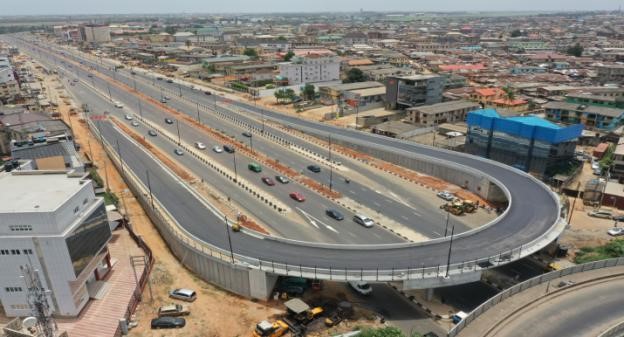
[151,317,186,329]
[204,91,212,95]
[326,209,344,221]
[242,131,252,137]
[307,165,321,173]
[148,130,157,137]
[223,145,235,153]
[166,79,174,83]
[165,118,174,124]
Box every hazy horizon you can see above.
[1,0,623,16]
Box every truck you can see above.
[284,298,323,324]
[252,320,289,337]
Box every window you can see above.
[5,287,23,293]
[83,198,88,205]
[9,225,32,232]
[74,206,80,213]
[23,249,33,255]
[65,204,111,277]
[0,249,9,255]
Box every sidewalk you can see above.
[457,264,624,337]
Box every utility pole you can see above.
[146,170,154,209]
[106,83,112,101]
[137,99,143,118]
[329,135,334,192]
[249,133,254,153]
[176,120,181,145]
[445,225,455,278]
[116,139,124,175]
[444,212,450,237]
[568,182,581,224]
[196,102,201,123]
[225,217,235,264]
[233,150,238,182]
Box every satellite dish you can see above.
[22,317,37,328]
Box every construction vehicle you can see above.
[462,200,477,213]
[441,200,465,215]
[252,320,289,337]
[284,298,323,324]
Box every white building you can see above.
[279,54,340,85]
[0,170,112,317]
[0,55,19,103]
[81,25,111,43]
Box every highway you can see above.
[5,34,563,276]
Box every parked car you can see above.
[124,114,133,120]
[148,130,157,137]
[156,76,163,80]
[223,145,235,153]
[437,191,454,201]
[348,281,372,295]
[307,165,321,173]
[608,227,624,236]
[114,101,123,108]
[195,142,206,150]
[353,214,374,228]
[275,175,289,184]
[166,79,174,83]
[588,210,613,219]
[151,317,186,329]
[161,98,167,103]
[157,304,190,317]
[613,215,624,221]
[212,145,223,153]
[204,91,212,95]
[262,177,275,186]
[131,121,139,127]
[289,192,305,202]
[242,131,252,137]
[326,209,344,221]
[174,149,184,156]
[165,118,174,124]
[169,288,197,302]
[164,96,171,100]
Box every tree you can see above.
[185,39,192,49]
[243,48,258,59]
[344,68,368,83]
[301,84,315,101]
[502,86,516,102]
[277,36,287,41]
[283,51,295,61]
[566,43,584,57]
[358,327,422,337]
[274,88,296,104]
[164,26,177,35]
[510,29,523,37]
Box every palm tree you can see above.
[502,86,515,102]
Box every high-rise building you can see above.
[80,25,111,43]
[279,52,340,85]
[385,74,445,110]
[0,170,112,317]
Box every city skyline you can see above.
[1,0,623,16]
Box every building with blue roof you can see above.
[465,109,583,177]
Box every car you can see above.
[614,215,624,221]
[164,96,171,100]
[169,288,197,302]
[195,142,206,150]
[212,145,223,153]
[124,114,133,120]
[114,102,123,108]
[161,98,167,103]
[348,281,372,295]
[131,121,139,127]
[289,192,305,202]
[353,214,375,228]
[165,118,174,124]
[307,165,321,173]
[157,304,190,317]
[223,145,235,153]
[326,209,344,221]
[608,227,624,236]
[242,131,252,137]
[130,71,136,75]
[156,76,163,80]
[588,210,613,219]
[166,79,174,83]
[437,191,455,201]
[275,175,289,184]
[174,149,184,156]
[151,317,186,329]
[262,177,275,186]
[204,91,212,95]
[248,163,262,173]
[148,130,157,137]
[72,78,79,83]
[87,74,93,78]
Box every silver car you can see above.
[169,288,196,302]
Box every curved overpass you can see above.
[13,35,565,285]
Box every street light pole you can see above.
[146,169,154,209]
[329,135,333,192]
[233,150,238,182]
[445,225,455,278]
[175,120,181,145]
[249,134,253,153]
[106,83,112,101]
[225,217,235,264]
[444,212,450,237]
[137,99,143,118]
[196,102,201,123]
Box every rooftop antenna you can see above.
[20,263,57,337]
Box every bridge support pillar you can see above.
[401,270,482,290]
[248,269,279,300]
[425,288,434,301]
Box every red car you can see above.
[261,177,275,186]
[289,192,305,202]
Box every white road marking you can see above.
[401,215,409,221]
[373,201,381,207]
[433,231,441,236]
[297,208,340,234]
[326,225,339,234]
[296,207,319,229]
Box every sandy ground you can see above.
[33,60,285,337]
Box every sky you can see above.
[2,0,623,16]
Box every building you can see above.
[278,53,340,85]
[0,170,112,317]
[0,111,72,155]
[465,109,583,177]
[596,64,624,84]
[80,25,111,43]
[318,81,384,105]
[0,55,19,104]
[385,75,445,110]
[611,140,624,181]
[407,100,481,126]
[544,101,624,131]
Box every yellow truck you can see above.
[252,320,289,337]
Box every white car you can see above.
[195,142,206,150]
[437,191,455,201]
[131,121,139,127]
[114,101,124,108]
[124,114,133,120]
[212,145,223,153]
[607,227,624,236]
[348,281,372,296]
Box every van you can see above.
[248,163,262,173]
[353,214,375,228]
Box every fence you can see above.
[448,257,624,337]
[598,320,624,337]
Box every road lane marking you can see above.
[297,208,340,234]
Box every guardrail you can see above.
[448,256,624,337]
[598,320,624,337]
